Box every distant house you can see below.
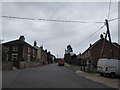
[33,41,56,64]
[33,41,42,61]
[2,36,37,63]
[47,52,55,64]
[80,34,120,67]
[40,47,48,64]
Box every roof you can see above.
[82,38,120,55]
[82,38,103,55]
[2,39,37,50]
[113,42,120,48]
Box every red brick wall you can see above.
[80,39,120,67]
[91,40,120,60]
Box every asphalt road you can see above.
[2,63,113,88]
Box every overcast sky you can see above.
[1,2,118,58]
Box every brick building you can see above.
[40,47,48,64]
[33,41,56,64]
[2,36,37,63]
[33,41,42,61]
[80,34,120,67]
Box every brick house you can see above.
[47,52,54,64]
[33,41,42,61]
[40,47,48,64]
[2,36,37,63]
[33,41,56,64]
[80,34,120,67]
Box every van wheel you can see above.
[110,72,116,78]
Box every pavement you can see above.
[76,70,119,89]
[65,64,120,89]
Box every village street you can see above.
[2,63,117,89]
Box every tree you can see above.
[66,45,73,54]
[64,45,74,64]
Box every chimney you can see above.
[34,41,37,46]
[100,34,104,39]
[19,36,25,41]
[45,49,47,52]
[90,43,92,47]
[48,51,50,54]
[40,46,43,49]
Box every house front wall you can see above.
[3,44,24,61]
[80,39,120,67]
[91,40,120,60]
[23,45,37,61]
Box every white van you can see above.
[97,58,120,78]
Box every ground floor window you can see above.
[12,53,18,61]
[27,54,31,62]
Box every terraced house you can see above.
[2,36,37,63]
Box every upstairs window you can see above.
[28,47,31,53]
[33,49,35,54]
[13,46,18,51]
[6,46,9,51]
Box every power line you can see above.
[108,17,120,22]
[73,24,106,47]
[108,0,111,19]
[2,15,104,24]
[43,24,92,42]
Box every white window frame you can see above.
[27,54,31,62]
[13,46,18,51]
[33,49,35,55]
[28,47,31,53]
[12,53,18,61]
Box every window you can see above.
[12,53,18,61]
[13,46,18,51]
[28,47,30,53]
[27,54,31,62]
[33,49,35,54]
[6,46,9,51]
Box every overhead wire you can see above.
[73,23,106,47]
[2,15,104,24]
[43,24,93,42]
[108,17,120,22]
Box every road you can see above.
[2,63,115,88]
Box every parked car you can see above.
[97,58,120,78]
[58,59,65,66]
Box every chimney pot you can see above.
[19,36,25,41]
[100,34,104,39]
[34,41,37,46]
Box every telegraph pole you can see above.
[100,19,113,58]
[105,19,112,43]
[105,19,113,58]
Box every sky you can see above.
[1,1,119,58]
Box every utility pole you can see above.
[100,19,113,58]
[105,19,112,43]
[105,19,113,58]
